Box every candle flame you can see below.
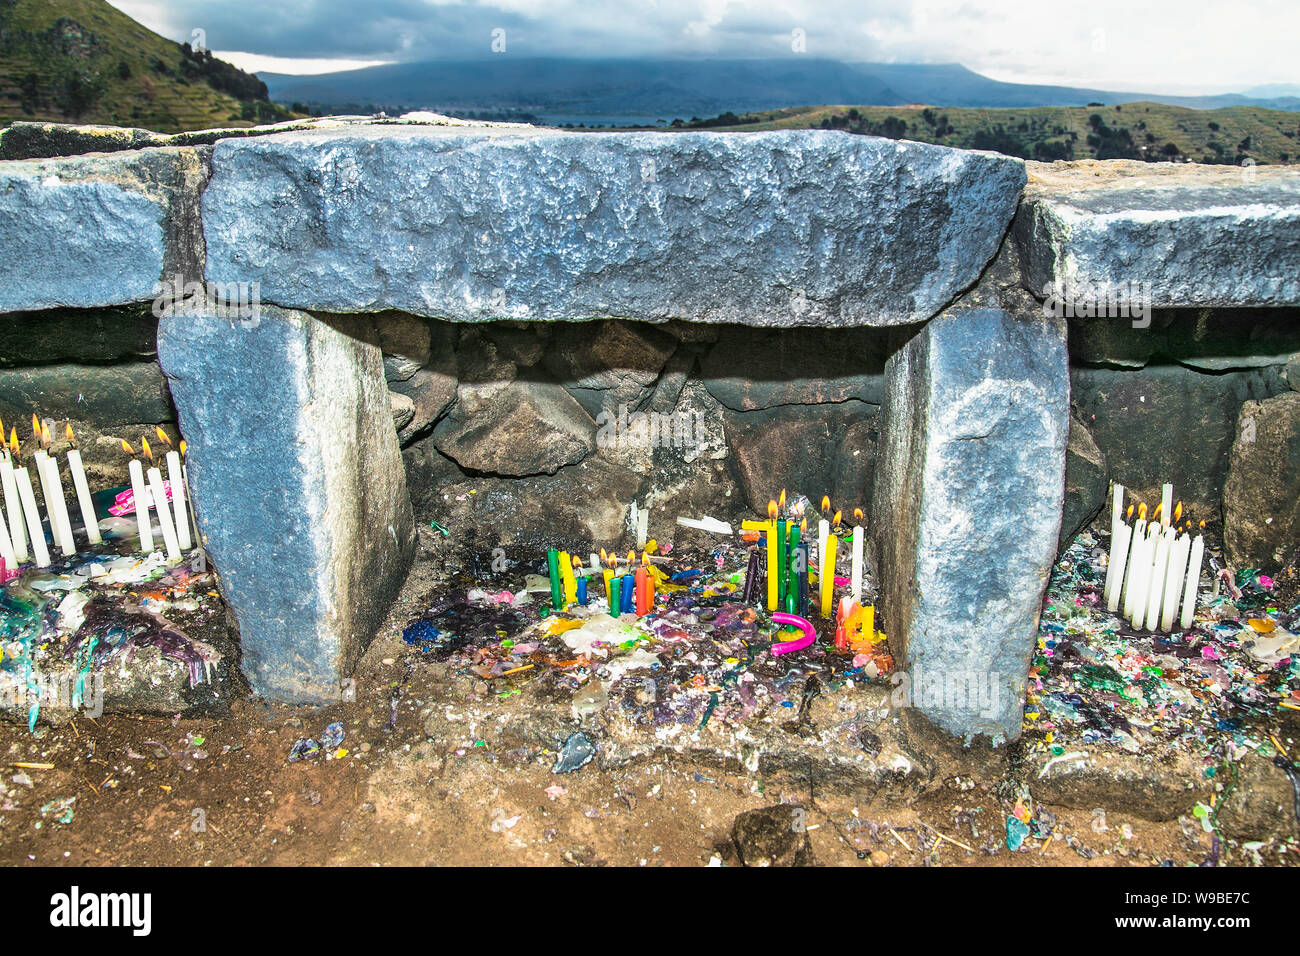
[1199,520,1206,529]
[800,517,807,534]
[121,438,135,456]
[625,550,635,568]
[853,507,864,523]
[1138,503,1148,521]
[599,547,608,562]
[8,429,18,456]
[1174,501,1183,523]
[31,413,40,438]
[1126,504,1134,520]
[572,554,583,568]
[820,495,830,513]
[179,440,187,458]
[141,435,153,461]
[40,421,51,448]
[1152,502,1163,520]
[778,488,786,511]
[64,423,75,443]
[832,509,842,528]
[767,499,778,519]
[155,426,172,446]
[641,551,649,567]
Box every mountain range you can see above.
[262,58,1300,123]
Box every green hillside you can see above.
[0,0,296,132]
[665,102,1300,165]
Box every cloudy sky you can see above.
[108,0,1298,93]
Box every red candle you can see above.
[634,564,650,616]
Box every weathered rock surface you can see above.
[869,307,1069,740]
[700,326,888,411]
[731,806,815,866]
[1030,746,1211,821]
[1216,754,1300,843]
[724,402,877,516]
[1288,352,1300,390]
[1059,413,1108,551]
[157,304,416,702]
[0,362,174,428]
[1016,160,1300,308]
[1224,391,1300,572]
[0,306,158,366]
[0,147,208,312]
[1071,363,1287,513]
[1067,309,1300,371]
[542,320,677,418]
[202,126,1025,326]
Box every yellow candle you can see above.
[820,533,838,618]
[863,603,875,642]
[559,550,577,605]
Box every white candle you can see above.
[1127,526,1154,626]
[1,453,28,562]
[1103,484,1124,604]
[1160,483,1173,530]
[850,524,864,603]
[35,451,74,556]
[1143,526,1173,630]
[14,466,49,568]
[164,450,189,550]
[1106,520,1132,613]
[127,458,154,553]
[0,484,14,568]
[1121,518,1147,619]
[1160,531,1191,632]
[1179,535,1205,630]
[66,448,101,545]
[146,466,182,563]
[182,462,199,547]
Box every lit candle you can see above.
[559,550,577,606]
[156,428,189,551]
[619,570,635,616]
[14,463,49,568]
[820,532,838,619]
[122,439,154,554]
[776,518,787,610]
[179,441,199,547]
[1160,529,1191,632]
[1121,505,1148,620]
[2,429,29,562]
[1143,525,1173,631]
[634,559,649,617]
[817,498,830,587]
[765,500,778,612]
[146,461,182,563]
[64,425,100,545]
[787,521,802,603]
[600,549,616,616]
[850,509,864,604]
[1179,528,1205,630]
[33,420,74,556]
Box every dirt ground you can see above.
[3,555,1280,869]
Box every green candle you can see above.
[787,523,802,601]
[546,548,563,610]
[776,519,787,609]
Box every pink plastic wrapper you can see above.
[108,481,175,517]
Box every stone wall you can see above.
[2,118,1299,733]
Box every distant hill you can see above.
[680,102,1300,166]
[261,57,1300,122]
[0,0,296,132]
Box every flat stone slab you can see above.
[1015,159,1300,308]
[202,126,1025,327]
[869,307,1069,741]
[157,305,416,702]
[0,147,208,313]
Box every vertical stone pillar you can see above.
[157,305,416,702]
[869,307,1068,741]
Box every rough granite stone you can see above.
[202,126,1026,327]
[156,305,416,702]
[1059,412,1108,552]
[868,307,1069,741]
[1224,391,1300,573]
[1016,160,1300,308]
[0,147,208,312]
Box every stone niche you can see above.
[2,121,1299,739]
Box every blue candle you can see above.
[577,574,588,606]
[620,573,635,615]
